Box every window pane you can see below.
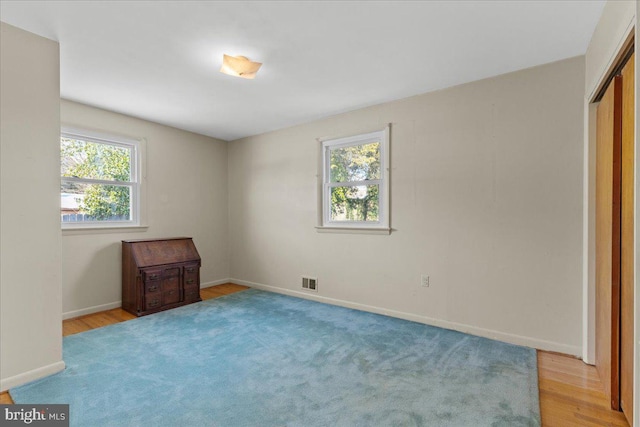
[61,137,131,182]
[330,185,379,222]
[330,142,380,183]
[61,182,131,222]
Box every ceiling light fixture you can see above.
[220,54,262,79]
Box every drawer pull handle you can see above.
[148,274,159,280]
[148,285,158,292]
[168,290,175,295]
[186,268,195,273]
[148,300,160,308]
[186,279,195,285]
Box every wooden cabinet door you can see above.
[595,74,622,410]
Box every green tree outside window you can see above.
[61,137,132,220]
[329,142,380,222]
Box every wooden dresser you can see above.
[122,237,202,316]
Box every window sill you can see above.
[62,225,149,236]
[315,226,391,235]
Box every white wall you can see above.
[229,56,585,355]
[60,100,229,318]
[0,22,64,391]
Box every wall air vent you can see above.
[302,276,318,292]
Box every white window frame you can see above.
[60,127,142,229]
[319,126,390,233]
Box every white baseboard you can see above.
[231,278,582,357]
[63,301,122,320]
[61,279,233,320]
[200,278,232,289]
[1,361,65,392]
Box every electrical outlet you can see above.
[421,275,430,288]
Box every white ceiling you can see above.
[0,1,605,141]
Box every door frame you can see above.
[583,18,637,427]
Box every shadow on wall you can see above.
[64,241,123,315]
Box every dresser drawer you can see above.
[183,263,199,284]
[143,269,162,282]
[163,267,180,278]
[184,277,198,287]
[145,295,162,311]
[162,275,180,292]
[144,281,161,294]
[184,285,200,302]
[163,289,180,305]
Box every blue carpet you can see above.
[11,289,540,426]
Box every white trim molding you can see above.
[61,279,233,320]
[200,279,233,289]
[231,278,582,357]
[63,301,122,320]
[315,226,391,235]
[1,361,65,392]
[60,126,148,231]
[319,125,391,232]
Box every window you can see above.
[60,128,140,228]
[321,127,390,231]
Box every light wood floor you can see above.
[538,352,629,426]
[59,284,249,336]
[0,283,630,426]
